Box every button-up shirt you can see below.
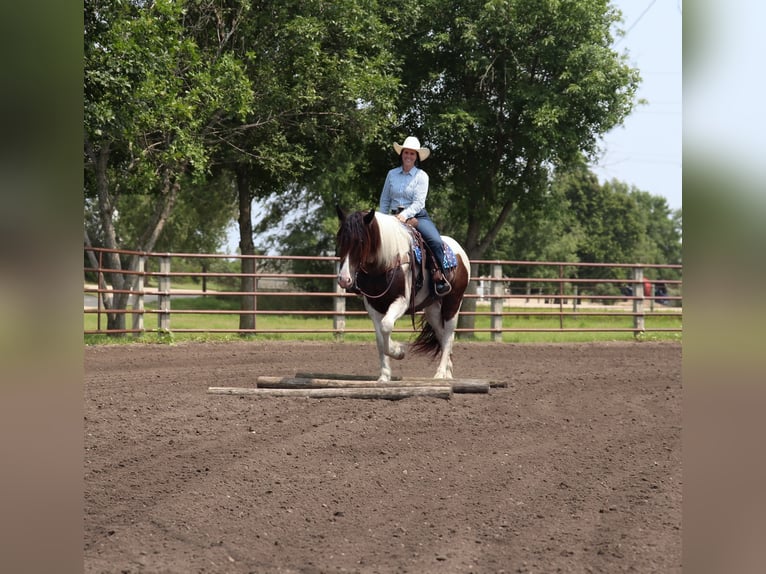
[378,166,429,220]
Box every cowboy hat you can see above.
[393,136,430,161]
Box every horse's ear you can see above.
[335,205,345,222]
[364,208,376,225]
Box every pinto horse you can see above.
[336,207,470,382]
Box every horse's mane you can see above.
[337,211,411,272]
[373,212,412,264]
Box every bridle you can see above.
[353,253,409,299]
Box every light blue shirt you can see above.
[379,166,429,220]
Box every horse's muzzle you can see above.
[337,274,354,290]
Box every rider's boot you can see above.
[432,268,452,296]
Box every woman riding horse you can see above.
[379,136,452,296]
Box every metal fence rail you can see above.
[84,247,682,338]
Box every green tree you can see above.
[258,1,648,334]
[84,0,252,332]
[193,0,401,329]
[629,187,682,269]
[551,161,681,301]
[565,171,643,267]
[384,0,640,332]
[262,1,642,261]
[398,0,640,261]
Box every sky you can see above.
[589,0,683,212]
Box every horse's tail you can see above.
[410,317,442,358]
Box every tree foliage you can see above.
[296,0,648,293]
[84,0,253,330]
[187,0,403,328]
[393,0,641,261]
[548,159,682,282]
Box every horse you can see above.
[336,207,471,382]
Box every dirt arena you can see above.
[84,340,681,573]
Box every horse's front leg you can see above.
[365,297,409,382]
[366,307,394,382]
[379,296,410,361]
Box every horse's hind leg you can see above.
[423,305,457,379]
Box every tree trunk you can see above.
[456,190,519,338]
[236,166,256,332]
[89,142,128,334]
[87,139,184,335]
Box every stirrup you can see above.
[432,270,452,296]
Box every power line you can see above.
[617,0,658,45]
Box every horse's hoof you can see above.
[388,345,406,360]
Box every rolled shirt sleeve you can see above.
[379,172,393,214]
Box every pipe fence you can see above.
[84,247,682,339]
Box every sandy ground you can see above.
[84,340,681,573]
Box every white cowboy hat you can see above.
[393,136,430,161]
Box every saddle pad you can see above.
[409,232,457,269]
[442,242,458,270]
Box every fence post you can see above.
[558,264,564,329]
[633,267,645,336]
[333,261,346,341]
[132,255,145,335]
[253,258,258,333]
[97,250,103,332]
[491,264,503,342]
[573,284,578,313]
[158,255,171,333]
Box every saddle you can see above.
[402,223,458,297]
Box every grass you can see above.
[84,295,682,345]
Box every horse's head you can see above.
[336,206,379,290]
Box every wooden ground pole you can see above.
[256,376,490,394]
[207,386,452,400]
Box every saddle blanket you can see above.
[413,242,458,270]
